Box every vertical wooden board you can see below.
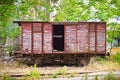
[22,23,32,53]
[43,23,52,53]
[33,23,42,54]
[77,23,88,52]
[65,25,77,53]
[96,23,106,52]
[89,23,95,52]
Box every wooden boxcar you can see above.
[13,21,106,66]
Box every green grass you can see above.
[92,52,120,64]
[22,64,41,80]
[67,72,75,78]
[51,73,58,78]
[84,73,88,80]
[50,67,67,78]
[93,73,120,80]
[55,67,67,75]
[69,72,75,77]
[111,52,120,64]
[1,73,17,80]
[94,75,99,80]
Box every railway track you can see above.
[0,71,120,80]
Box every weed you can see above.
[94,75,99,80]
[49,72,58,78]
[51,73,58,78]
[50,67,67,78]
[2,73,9,80]
[69,72,75,77]
[55,67,67,76]
[84,73,88,80]
[28,64,41,80]
[67,72,75,78]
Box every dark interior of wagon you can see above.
[53,25,64,51]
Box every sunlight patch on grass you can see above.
[88,56,120,71]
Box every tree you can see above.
[16,0,54,21]
[54,0,91,21]
[0,0,17,45]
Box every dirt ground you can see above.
[0,57,120,76]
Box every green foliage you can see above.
[103,73,116,80]
[17,0,53,21]
[8,26,21,40]
[107,23,120,43]
[0,0,16,4]
[54,0,90,21]
[0,0,18,46]
[96,56,106,62]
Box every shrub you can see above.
[103,73,116,80]
[29,64,41,79]
[96,56,106,62]
[111,52,120,64]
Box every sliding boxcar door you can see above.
[21,23,32,53]
[43,23,53,53]
[33,23,42,54]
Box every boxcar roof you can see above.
[13,21,106,26]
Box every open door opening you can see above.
[53,25,64,51]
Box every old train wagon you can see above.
[13,21,106,65]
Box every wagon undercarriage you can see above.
[13,53,105,66]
